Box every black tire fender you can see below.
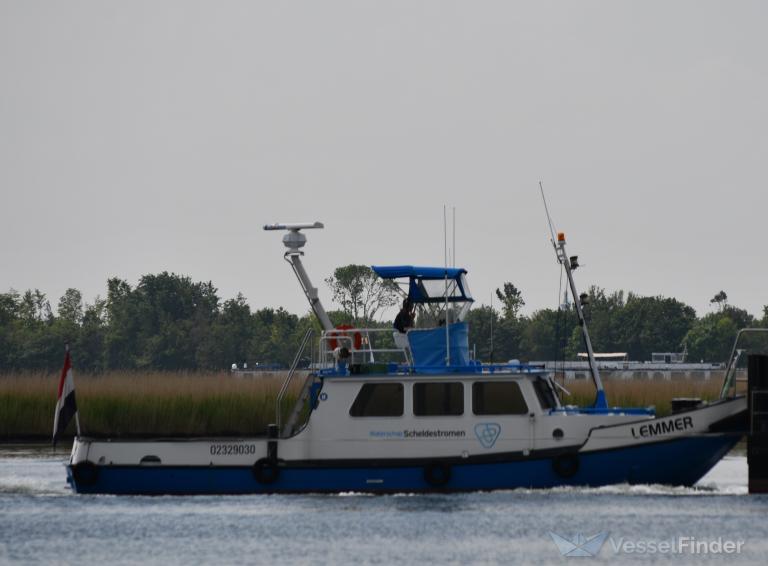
[552,453,580,479]
[252,458,280,484]
[71,461,99,486]
[423,461,452,487]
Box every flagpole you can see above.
[54,343,81,446]
[69,343,80,437]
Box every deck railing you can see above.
[318,327,411,368]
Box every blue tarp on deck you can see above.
[407,322,470,371]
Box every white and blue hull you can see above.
[67,393,746,495]
[68,434,740,495]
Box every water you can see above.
[1,447,767,565]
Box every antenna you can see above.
[537,184,607,408]
[489,292,494,364]
[443,205,450,366]
[452,206,456,268]
[539,181,558,246]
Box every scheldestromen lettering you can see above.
[631,416,694,439]
[403,429,466,439]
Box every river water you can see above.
[0,446,766,565]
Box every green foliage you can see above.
[495,283,525,320]
[710,290,728,311]
[684,314,739,362]
[683,305,756,363]
[57,288,83,324]
[562,288,696,361]
[325,264,399,324]
[0,274,764,371]
[521,308,576,361]
[466,306,500,362]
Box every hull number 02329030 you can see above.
[209,444,258,456]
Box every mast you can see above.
[263,222,334,332]
[554,232,607,408]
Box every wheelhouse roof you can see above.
[371,265,467,280]
[371,265,473,304]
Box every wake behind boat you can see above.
[66,223,747,494]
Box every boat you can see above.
[66,222,747,494]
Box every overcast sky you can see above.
[1,1,766,321]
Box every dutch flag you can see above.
[53,347,80,446]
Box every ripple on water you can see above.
[0,450,765,565]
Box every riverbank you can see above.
[0,371,736,441]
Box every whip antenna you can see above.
[539,181,558,246]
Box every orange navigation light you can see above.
[557,232,566,242]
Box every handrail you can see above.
[720,328,768,399]
[318,327,411,366]
[317,362,549,376]
[276,328,314,432]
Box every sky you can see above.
[1,1,766,321]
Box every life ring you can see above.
[328,325,363,350]
[552,454,580,479]
[252,458,280,484]
[71,461,99,486]
[423,461,452,487]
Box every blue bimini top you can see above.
[371,265,473,304]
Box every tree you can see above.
[103,273,222,369]
[684,314,739,363]
[325,265,399,324]
[0,291,20,368]
[578,287,626,354]
[466,305,499,362]
[0,290,20,325]
[18,290,52,324]
[58,288,83,325]
[495,283,525,320]
[75,297,107,371]
[614,295,696,360]
[104,278,139,368]
[520,308,576,361]
[710,290,728,311]
[251,307,303,366]
[197,293,254,369]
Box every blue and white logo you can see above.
[474,423,501,449]
[548,532,610,557]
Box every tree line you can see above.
[1,266,766,371]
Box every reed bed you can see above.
[0,371,744,441]
[562,378,741,414]
[0,370,304,440]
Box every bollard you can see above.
[748,355,768,494]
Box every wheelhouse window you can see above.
[533,377,557,410]
[413,382,464,416]
[472,381,528,415]
[349,383,404,417]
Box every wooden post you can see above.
[748,355,768,494]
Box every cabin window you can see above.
[472,381,528,415]
[413,382,464,416]
[349,383,404,417]
[533,378,557,410]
